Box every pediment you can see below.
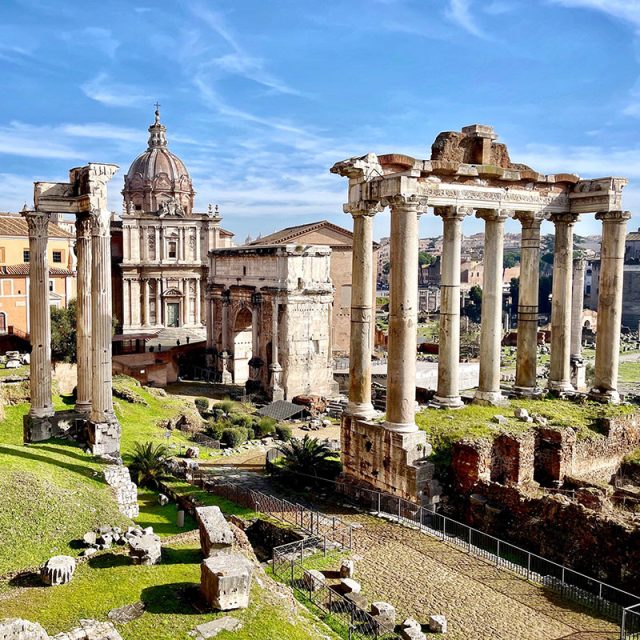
[162,288,183,297]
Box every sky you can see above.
[1,0,640,242]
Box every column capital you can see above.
[89,207,112,237]
[549,212,579,226]
[433,205,473,221]
[595,209,632,223]
[344,200,383,217]
[382,194,429,213]
[22,210,50,239]
[514,210,544,227]
[75,214,92,239]
[475,208,512,222]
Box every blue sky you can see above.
[1,0,640,241]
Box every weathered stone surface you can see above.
[200,555,253,611]
[302,569,325,592]
[157,493,169,506]
[52,619,123,640]
[370,601,396,628]
[107,602,145,623]
[41,555,76,586]
[399,618,426,640]
[195,506,234,557]
[128,533,162,565]
[0,618,49,640]
[103,465,139,519]
[193,616,242,639]
[186,446,200,458]
[429,614,448,633]
[339,558,354,579]
[339,578,360,594]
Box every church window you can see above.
[168,241,177,259]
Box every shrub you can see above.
[217,398,236,416]
[256,416,277,438]
[246,426,256,441]
[128,441,170,489]
[221,427,247,448]
[205,419,227,440]
[231,413,254,429]
[276,435,340,479]
[194,398,209,416]
[275,424,292,441]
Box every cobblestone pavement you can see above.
[320,510,620,640]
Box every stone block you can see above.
[87,421,121,456]
[41,555,76,586]
[200,555,253,611]
[399,618,426,640]
[0,618,49,640]
[195,506,234,557]
[302,569,325,592]
[339,558,354,578]
[186,446,200,458]
[128,533,162,565]
[103,466,139,519]
[339,578,360,594]
[52,619,123,640]
[193,617,242,639]
[158,493,169,506]
[513,408,529,420]
[371,601,396,629]
[428,614,448,633]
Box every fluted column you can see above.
[570,258,586,360]
[474,209,510,405]
[195,277,201,325]
[549,213,579,393]
[142,278,150,327]
[434,206,471,408]
[590,210,631,403]
[23,210,54,418]
[154,227,160,261]
[270,296,284,399]
[385,196,425,432]
[346,201,381,419]
[89,208,116,425]
[75,214,92,415]
[155,278,161,325]
[514,212,542,396]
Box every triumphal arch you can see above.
[23,163,121,455]
[332,124,629,502]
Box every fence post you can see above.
[290,559,294,584]
[468,526,472,553]
[377,491,381,516]
[398,497,401,521]
[496,540,501,566]
[324,535,327,556]
[301,537,305,566]
[527,552,531,581]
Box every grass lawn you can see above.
[618,362,640,384]
[416,396,638,466]
[0,542,337,640]
[0,364,28,379]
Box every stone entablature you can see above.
[206,244,336,399]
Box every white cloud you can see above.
[549,0,640,31]
[445,0,489,39]
[82,72,151,107]
[0,122,81,159]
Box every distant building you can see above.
[0,213,75,336]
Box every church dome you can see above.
[122,108,195,216]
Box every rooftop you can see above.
[0,213,73,239]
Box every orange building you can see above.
[0,213,76,336]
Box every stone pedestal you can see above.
[195,505,234,557]
[474,209,509,406]
[549,213,579,393]
[221,352,233,384]
[41,555,76,586]
[434,207,470,408]
[341,414,431,503]
[346,203,379,419]
[201,555,253,611]
[128,531,162,565]
[590,210,631,403]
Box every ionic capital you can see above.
[22,210,50,239]
[475,208,512,222]
[549,212,579,226]
[433,205,473,221]
[344,200,383,217]
[89,207,112,237]
[383,194,429,214]
[595,210,632,223]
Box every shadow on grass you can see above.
[8,571,41,588]
[0,446,102,480]
[140,582,203,614]
[88,552,131,569]
[161,546,202,565]
[33,442,95,463]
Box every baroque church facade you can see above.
[118,110,233,333]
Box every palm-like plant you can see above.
[277,435,334,477]
[128,441,170,489]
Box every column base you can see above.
[221,371,233,384]
[433,394,464,409]
[346,401,375,420]
[271,386,285,402]
[29,406,55,419]
[588,387,621,404]
[86,419,121,456]
[74,401,92,416]
[472,390,507,407]
[23,414,54,443]
[548,380,574,395]
[570,360,587,392]
[512,385,544,399]
[384,420,419,434]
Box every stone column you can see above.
[570,258,586,360]
[221,293,232,383]
[514,212,542,396]
[385,196,424,432]
[89,208,117,428]
[346,201,380,419]
[130,280,141,327]
[154,279,161,325]
[142,279,150,327]
[75,214,92,415]
[474,209,509,405]
[23,210,54,419]
[433,206,470,408]
[270,296,284,400]
[549,213,579,393]
[155,227,160,261]
[195,277,202,325]
[590,210,631,403]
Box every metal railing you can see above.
[272,538,400,640]
[623,603,640,639]
[192,473,353,549]
[280,471,640,628]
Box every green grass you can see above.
[416,397,638,466]
[618,362,640,384]
[0,364,28,378]
[134,488,198,537]
[0,543,337,640]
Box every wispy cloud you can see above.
[60,27,119,59]
[82,72,152,107]
[445,0,489,39]
[0,122,81,159]
[549,0,640,31]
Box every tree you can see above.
[51,299,77,363]
[128,441,170,489]
[276,435,336,478]
[462,285,482,323]
[503,251,520,270]
[418,252,435,267]
[509,277,519,318]
[539,275,553,315]
[382,261,391,275]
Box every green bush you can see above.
[194,398,209,416]
[275,424,292,441]
[221,427,247,448]
[205,418,229,440]
[231,413,254,429]
[217,398,236,416]
[246,426,256,441]
[256,417,277,438]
